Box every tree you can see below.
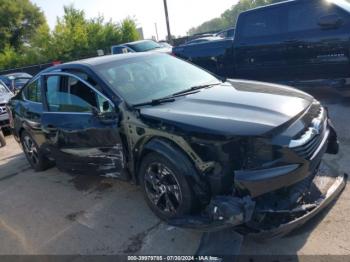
[47,6,139,61]
[0,0,46,50]
[86,17,122,54]
[120,18,140,43]
[188,0,286,35]
[0,3,140,70]
[50,5,89,60]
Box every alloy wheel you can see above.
[22,135,39,166]
[144,162,182,214]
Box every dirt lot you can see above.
[0,86,349,257]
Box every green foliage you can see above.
[0,2,140,70]
[120,18,140,43]
[188,0,286,35]
[0,0,46,50]
[0,46,20,69]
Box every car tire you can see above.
[139,152,196,221]
[20,131,52,172]
[0,130,6,147]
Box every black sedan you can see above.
[7,53,346,237]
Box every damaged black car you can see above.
[7,53,346,237]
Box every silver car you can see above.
[0,80,13,132]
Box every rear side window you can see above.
[23,79,42,103]
[227,29,235,37]
[112,46,133,54]
[240,8,284,38]
[288,2,335,32]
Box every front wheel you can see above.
[20,131,53,171]
[139,152,196,221]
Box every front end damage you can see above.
[170,163,346,238]
[169,104,347,238]
[245,163,346,238]
[133,87,345,238]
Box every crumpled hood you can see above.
[140,80,313,136]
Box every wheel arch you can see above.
[134,137,200,183]
[133,136,211,204]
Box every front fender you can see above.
[143,138,196,176]
[139,137,211,204]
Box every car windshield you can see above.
[95,54,220,105]
[129,41,162,52]
[14,78,31,86]
[331,0,350,12]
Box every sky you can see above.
[31,0,238,40]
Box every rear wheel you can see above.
[139,152,196,221]
[20,131,52,171]
[0,129,6,147]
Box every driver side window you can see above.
[45,75,112,113]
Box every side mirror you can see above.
[103,100,111,112]
[98,111,119,124]
[318,14,343,29]
[92,101,118,124]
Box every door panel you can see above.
[21,78,45,146]
[284,1,350,80]
[234,6,289,81]
[41,112,124,177]
[41,73,126,178]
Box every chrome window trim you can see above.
[21,76,43,105]
[42,71,115,113]
[289,106,326,148]
[43,112,93,115]
[22,76,43,104]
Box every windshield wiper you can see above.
[132,97,176,107]
[133,82,222,108]
[171,82,222,96]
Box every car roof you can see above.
[112,40,156,48]
[51,53,163,69]
[126,40,156,45]
[242,0,305,14]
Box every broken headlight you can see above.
[244,138,280,170]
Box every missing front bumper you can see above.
[169,163,346,238]
[246,164,347,238]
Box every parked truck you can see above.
[173,0,350,87]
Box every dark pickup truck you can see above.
[173,0,350,86]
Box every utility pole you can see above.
[155,23,159,41]
[163,0,172,44]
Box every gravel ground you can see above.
[0,86,349,257]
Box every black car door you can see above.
[234,5,289,82]
[40,72,126,178]
[20,78,46,147]
[284,0,350,81]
